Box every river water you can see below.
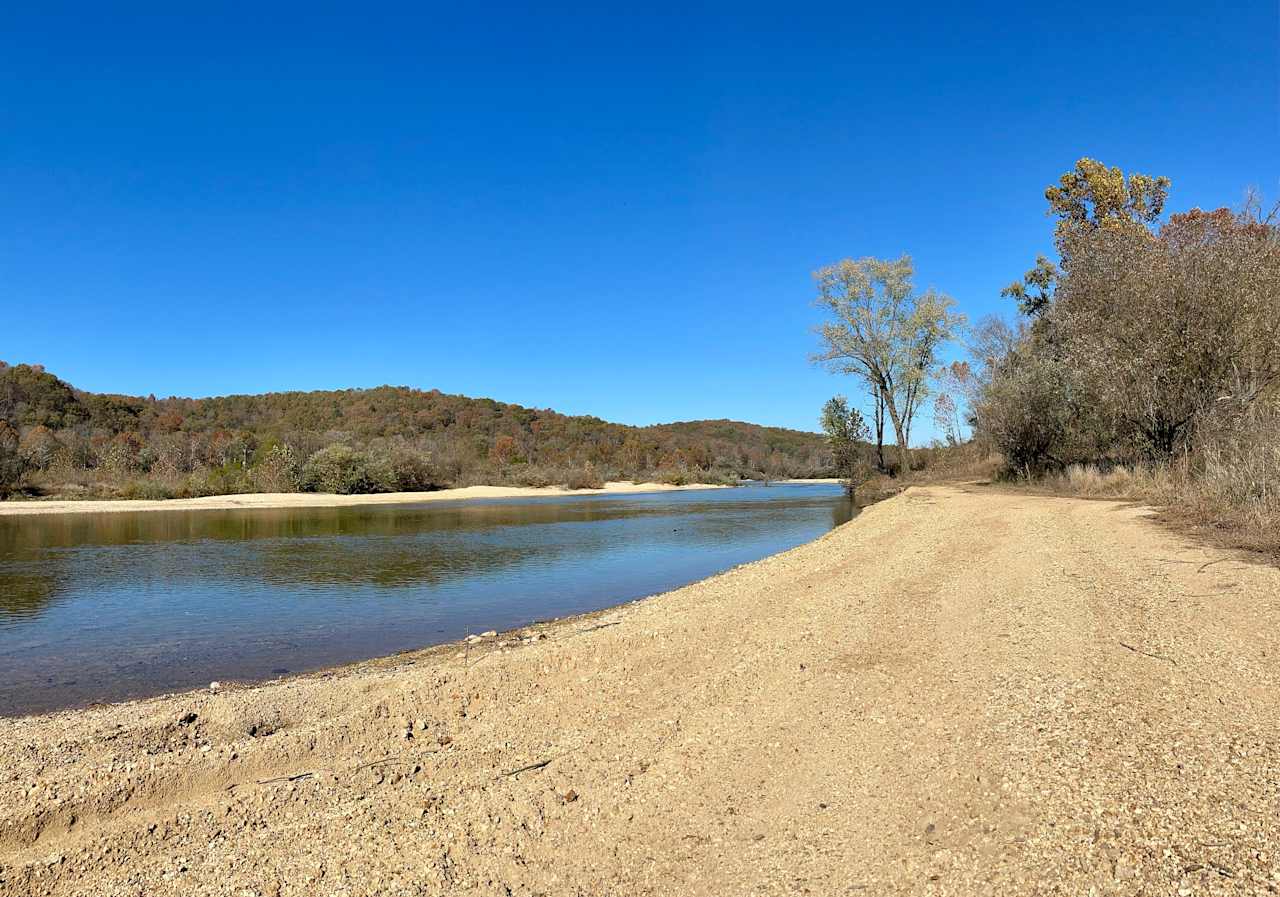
[0,483,853,715]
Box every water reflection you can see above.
[0,572,63,619]
[0,485,854,715]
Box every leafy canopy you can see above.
[1045,157,1170,245]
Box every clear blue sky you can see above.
[2,3,1276,438]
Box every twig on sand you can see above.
[503,744,583,778]
[353,756,415,773]
[355,747,443,773]
[234,751,439,791]
[1198,557,1233,573]
[577,621,621,634]
[505,758,553,777]
[1118,641,1177,665]
[256,771,315,785]
[1185,862,1234,878]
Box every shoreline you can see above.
[0,481,880,723]
[0,479,739,517]
[3,486,1279,893]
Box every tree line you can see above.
[0,368,835,499]
[969,159,1279,546]
[812,157,1279,544]
[970,159,1278,471]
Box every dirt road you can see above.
[1,485,1277,895]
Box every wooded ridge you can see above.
[0,363,835,499]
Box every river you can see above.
[0,483,853,715]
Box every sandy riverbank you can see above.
[3,484,1278,894]
[0,480,730,517]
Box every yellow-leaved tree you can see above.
[812,255,963,475]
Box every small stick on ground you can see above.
[256,771,315,785]
[504,744,583,778]
[352,747,442,773]
[577,621,621,634]
[505,758,553,777]
[1198,557,1233,573]
[1184,862,1234,877]
[1118,641,1177,665]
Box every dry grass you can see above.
[848,446,1003,508]
[1036,463,1172,500]
[988,405,1280,560]
[1173,406,1280,557]
[908,445,1004,482]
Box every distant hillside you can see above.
[0,362,833,498]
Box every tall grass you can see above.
[1036,463,1168,499]
[1181,406,1280,551]
[1002,404,1280,557]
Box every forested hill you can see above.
[0,362,832,498]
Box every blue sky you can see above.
[2,3,1276,439]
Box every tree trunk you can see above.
[881,392,913,476]
[873,389,886,472]
[902,376,927,449]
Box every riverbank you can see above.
[0,480,730,517]
[3,484,1278,894]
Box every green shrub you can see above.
[301,444,394,494]
[694,468,741,486]
[976,352,1079,476]
[383,448,440,491]
[119,479,175,501]
[654,467,691,486]
[200,462,254,496]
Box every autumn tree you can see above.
[998,159,1168,322]
[813,255,963,474]
[1045,157,1170,246]
[977,159,1280,468]
[1055,202,1280,454]
[19,424,61,471]
[619,435,647,472]
[489,435,519,465]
